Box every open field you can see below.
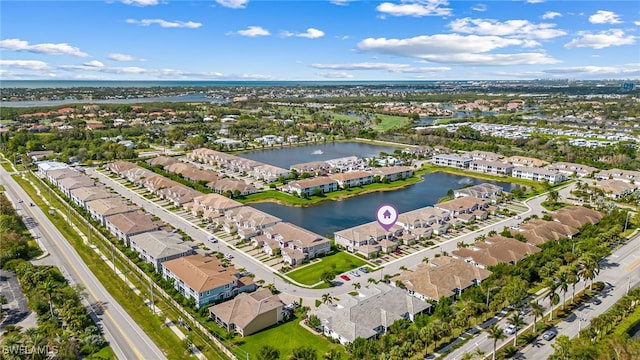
[287,251,369,285]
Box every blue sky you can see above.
[1,0,639,81]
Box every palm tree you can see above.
[39,279,59,317]
[321,293,334,305]
[530,301,544,332]
[473,347,486,360]
[546,189,559,205]
[507,313,527,346]
[557,269,569,310]
[567,265,579,304]
[486,324,506,360]
[578,253,600,290]
[352,282,361,292]
[545,279,559,321]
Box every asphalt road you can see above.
[444,232,640,360]
[1,167,166,360]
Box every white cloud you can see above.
[527,0,545,3]
[83,60,104,67]
[376,0,452,18]
[564,29,635,49]
[542,11,561,20]
[449,18,566,39]
[121,0,158,6]
[235,26,270,37]
[126,18,202,28]
[543,64,640,78]
[330,0,354,5]
[312,62,451,73]
[589,10,622,24]
[357,34,559,65]
[0,38,88,57]
[216,0,248,9]
[317,72,355,79]
[282,28,325,39]
[635,21,640,26]
[107,53,144,62]
[472,4,487,12]
[0,59,49,70]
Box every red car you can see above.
[340,274,350,281]
[394,249,403,255]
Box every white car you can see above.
[350,270,360,277]
[504,324,517,335]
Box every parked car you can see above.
[542,329,558,341]
[515,215,521,220]
[393,249,403,255]
[519,305,532,316]
[18,199,23,203]
[208,235,218,243]
[359,267,369,273]
[592,297,602,305]
[350,270,360,277]
[225,254,234,260]
[504,324,518,335]
[339,274,350,281]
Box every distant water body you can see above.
[1,80,443,89]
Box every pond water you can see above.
[238,142,399,169]
[251,172,516,236]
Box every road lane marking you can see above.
[624,256,640,271]
[24,185,149,360]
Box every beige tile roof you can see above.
[163,254,242,293]
[193,193,243,210]
[106,161,138,174]
[371,166,413,176]
[70,186,114,202]
[394,256,491,301]
[226,206,281,227]
[518,219,579,245]
[47,168,83,180]
[57,175,95,190]
[596,179,638,196]
[452,235,540,267]
[329,171,373,182]
[106,210,162,235]
[397,207,449,227]
[208,288,284,334]
[146,156,179,167]
[288,176,337,189]
[552,206,603,229]
[264,222,329,249]
[436,196,488,212]
[86,197,137,216]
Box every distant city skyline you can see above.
[1,0,639,81]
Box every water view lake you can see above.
[252,172,516,236]
[238,142,400,169]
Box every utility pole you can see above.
[150,278,155,314]
[111,243,116,274]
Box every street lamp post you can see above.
[624,211,631,232]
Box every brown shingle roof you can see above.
[552,206,603,229]
[163,254,241,293]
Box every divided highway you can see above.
[1,166,166,360]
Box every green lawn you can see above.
[238,317,345,359]
[372,114,411,132]
[287,252,369,285]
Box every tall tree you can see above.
[486,324,506,360]
[507,313,527,346]
[256,345,280,360]
[530,301,544,331]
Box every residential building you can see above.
[162,254,256,308]
[393,256,492,302]
[309,283,431,345]
[207,178,258,196]
[329,171,374,188]
[57,175,96,197]
[517,219,579,246]
[334,221,404,258]
[290,161,330,176]
[129,231,196,271]
[596,168,640,183]
[105,210,163,245]
[504,156,549,167]
[37,161,68,177]
[251,164,290,183]
[466,150,502,162]
[219,206,281,239]
[147,156,179,167]
[86,197,137,226]
[396,207,450,237]
[511,167,565,184]
[551,206,603,229]
[452,236,540,268]
[45,168,83,188]
[469,160,514,176]
[432,154,472,169]
[69,185,114,208]
[454,183,503,200]
[252,222,331,265]
[371,166,414,182]
[545,162,598,178]
[287,177,338,197]
[209,288,285,337]
[189,193,243,220]
[595,179,638,199]
[105,160,138,175]
[435,196,489,218]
